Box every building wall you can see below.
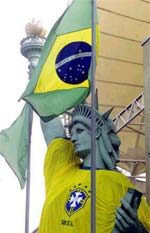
[93,0,150,176]
[96,0,150,116]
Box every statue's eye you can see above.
[77,128,84,134]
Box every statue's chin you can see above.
[74,149,89,160]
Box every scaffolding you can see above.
[113,92,144,133]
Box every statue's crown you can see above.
[66,104,116,134]
[72,104,104,127]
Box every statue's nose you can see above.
[71,133,77,143]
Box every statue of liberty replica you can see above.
[39,103,150,233]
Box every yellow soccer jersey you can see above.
[38,138,150,233]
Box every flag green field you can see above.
[0,104,30,188]
[21,0,100,121]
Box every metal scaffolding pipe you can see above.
[141,37,150,205]
[119,159,145,162]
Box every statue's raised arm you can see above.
[40,116,66,146]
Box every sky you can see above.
[0,0,71,232]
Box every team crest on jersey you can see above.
[65,186,90,217]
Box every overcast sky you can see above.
[0,0,71,232]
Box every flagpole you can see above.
[20,20,46,233]
[91,1,96,233]
[25,105,33,233]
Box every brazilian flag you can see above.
[0,104,30,189]
[21,0,100,121]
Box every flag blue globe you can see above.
[55,41,92,84]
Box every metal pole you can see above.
[20,24,46,233]
[141,37,150,205]
[25,106,33,233]
[91,0,96,232]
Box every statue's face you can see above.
[70,122,91,159]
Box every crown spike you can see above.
[103,107,114,119]
[95,88,99,111]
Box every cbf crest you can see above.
[65,185,90,217]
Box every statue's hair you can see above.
[68,104,121,168]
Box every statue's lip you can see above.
[74,143,80,149]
